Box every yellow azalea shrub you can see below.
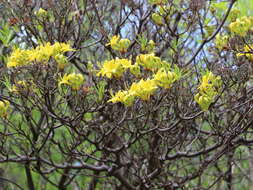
[97,58,132,79]
[7,42,74,68]
[106,35,130,52]
[59,73,84,90]
[0,100,10,117]
[194,71,222,111]
[229,16,253,37]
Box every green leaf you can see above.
[0,23,15,46]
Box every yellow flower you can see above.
[129,79,157,101]
[215,34,228,50]
[97,58,131,79]
[118,58,132,69]
[27,49,38,62]
[195,71,222,111]
[7,48,31,67]
[136,53,162,71]
[118,38,131,52]
[35,42,54,62]
[153,68,181,89]
[0,100,10,117]
[107,35,131,52]
[108,90,135,106]
[229,16,253,37]
[7,42,75,67]
[52,42,75,55]
[194,93,213,111]
[107,35,119,48]
[198,72,221,94]
[59,73,84,90]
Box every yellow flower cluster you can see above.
[136,53,168,71]
[0,100,10,118]
[109,78,157,106]
[97,58,136,78]
[237,44,253,61]
[194,71,222,111]
[59,73,84,90]
[153,67,181,89]
[7,42,74,69]
[98,44,181,106]
[106,35,130,53]
[107,64,181,106]
[229,16,253,37]
[108,90,134,106]
[97,53,170,80]
[215,34,228,50]
[7,48,31,67]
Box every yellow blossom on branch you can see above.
[59,73,84,90]
[106,35,131,52]
[195,71,222,111]
[153,67,181,89]
[136,53,163,71]
[108,90,135,106]
[6,42,74,68]
[52,42,75,55]
[229,16,253,37]
[215,34,228,50]
[128,78,157,101]
[7,48,31,67]
[97,58,132,79]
